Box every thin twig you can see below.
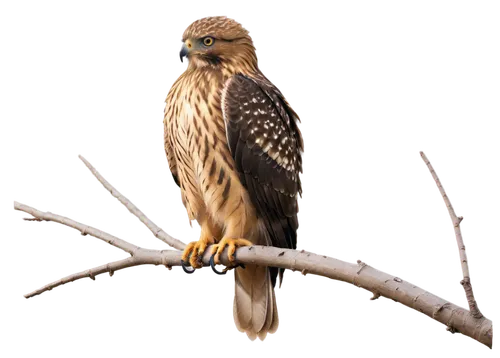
[420,152,483,319]
[24,257,137,298]
[14,202,139,255]
[78,155,186,250]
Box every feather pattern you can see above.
[164,17,303,340]
[222,74,302,258]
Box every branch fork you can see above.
[14,153,492,348]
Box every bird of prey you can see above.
[163,16,303,340]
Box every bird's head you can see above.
[179,17,257,72]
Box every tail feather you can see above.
[257,273,278,340]
[234,265,278,340]
[233,219,281,340]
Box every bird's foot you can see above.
[209,238,252,275]
[181,235,214,273]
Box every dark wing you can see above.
[222,74,303,287]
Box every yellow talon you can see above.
[181,235,215,268]
[211,237,253,265]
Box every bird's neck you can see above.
[221,41,259,76]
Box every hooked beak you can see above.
[179,41,192,59]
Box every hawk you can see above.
[164,16,303,340]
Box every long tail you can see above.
[232,219,280,340]
[233,264,278,340]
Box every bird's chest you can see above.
[168,73,226,158]
[171,98,219,165]
[165,71,232,220]
[174,97,199,151]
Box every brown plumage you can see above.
[164,16,303,340]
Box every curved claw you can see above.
[210,254,245,277]
[181,260,195,274]
[232,251,245,269]
[210,254,227,275]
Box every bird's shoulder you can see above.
[222,73,303,177]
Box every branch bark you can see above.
[15,155,493,349]
[420,152,483,319]
[12,202,496,348]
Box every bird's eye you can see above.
[203,37,214,46]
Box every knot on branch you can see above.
[458,276,474,293]
[446,325,458,334]
[81,226,89,236]
[158,252,175,270]
[356,260,367,274]
[354,257,368,267]
[370,292,380,301]
[433,302,450,319]
[87,267,97,281]
[460,277,470,286]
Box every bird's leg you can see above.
[181,221,216,270]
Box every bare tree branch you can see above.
[78,155,186,250]
[15,202,493,348]
[23,257,137,298]
[14,201,139,255]
[15,154,493,348]
[420,152,483,319]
